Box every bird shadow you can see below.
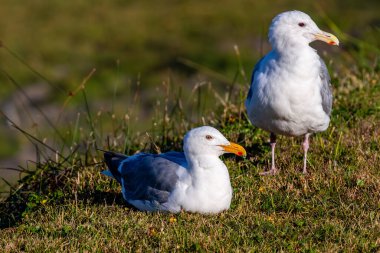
[246,142,269,157]
[76,190,127,206]
[245,142,270,166]
[0,189,135,229]
[0,195,27,229]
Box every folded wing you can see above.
[103,151,187,206]
[319,58,333,115]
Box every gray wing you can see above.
[118,152,186,204]
[246,57,264,104]
[319,58,333,115]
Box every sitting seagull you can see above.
[102,126,246,214]
[245,10,339,175]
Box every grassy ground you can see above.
[1,1,380,252]
[0,58,379,252]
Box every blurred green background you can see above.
[0,0,379,186]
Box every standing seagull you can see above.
[245,11,339,175]
[102,126,246,214]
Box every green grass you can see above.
[1,1,380,252]
[1,60,379,251]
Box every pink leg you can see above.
[302,134,310,174]
[260,133,278,175]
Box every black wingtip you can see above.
[102,150,127,183]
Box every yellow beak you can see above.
[219,142,247,157]
[314,31,339,46]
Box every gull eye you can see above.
[205,135,213,140]
[298,22,306,27]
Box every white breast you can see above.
[168,158,233,214]
[246,50,330,136]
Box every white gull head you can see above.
[183,126,245,158]
[269,10,339,51]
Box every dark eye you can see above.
[205,135,213,140]
[298,22,305,27]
